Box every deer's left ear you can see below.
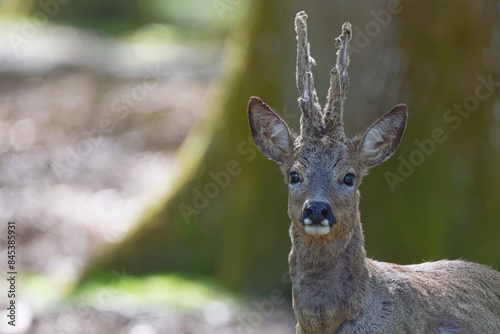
[248,97,294,164]
[357,104,407,168]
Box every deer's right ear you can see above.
[248,97,294,164]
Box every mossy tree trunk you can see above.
[361,0,500,267]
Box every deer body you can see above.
[248,11,500,334]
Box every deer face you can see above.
[248,97,407,242]
[286,137,360,238]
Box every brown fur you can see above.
[247,11,500,334]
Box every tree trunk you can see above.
[86,0,294,293]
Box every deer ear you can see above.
[358,104,407,168]
[248,97,294,163]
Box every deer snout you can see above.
[302,201,336,227]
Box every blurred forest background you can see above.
[0,0,499,333]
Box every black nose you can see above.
[302,201,336,226]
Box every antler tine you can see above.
[300,71,315,118]
[295,11,321,135]
[324,22,352,134]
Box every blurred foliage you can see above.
[72,0,500,296]
[24,275,67,310]
[0,0,238,38]
[72,272,237,311]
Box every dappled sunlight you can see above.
[0,6,218,331]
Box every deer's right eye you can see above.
[289,172,301,184]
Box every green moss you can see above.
[72,272,237,311]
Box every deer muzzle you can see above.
[301,200,336,235]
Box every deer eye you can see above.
[289,172,301,184]
[343,173,355,186]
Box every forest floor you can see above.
[0,23,295,333]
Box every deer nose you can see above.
[302,201,336,226]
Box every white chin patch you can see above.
[305,225,331,236]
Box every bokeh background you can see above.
[0,0,499,333]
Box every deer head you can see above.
[248,12,407,255]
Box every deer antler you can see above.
[295,11,322,136]
[324,22,351,135]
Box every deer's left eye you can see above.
[343,173,355,186]
[289,172,301,184]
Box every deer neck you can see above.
[289,217,368,331]
[289,216,367,276]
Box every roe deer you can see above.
[247,11,500,334]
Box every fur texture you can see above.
[247,11,500,334]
